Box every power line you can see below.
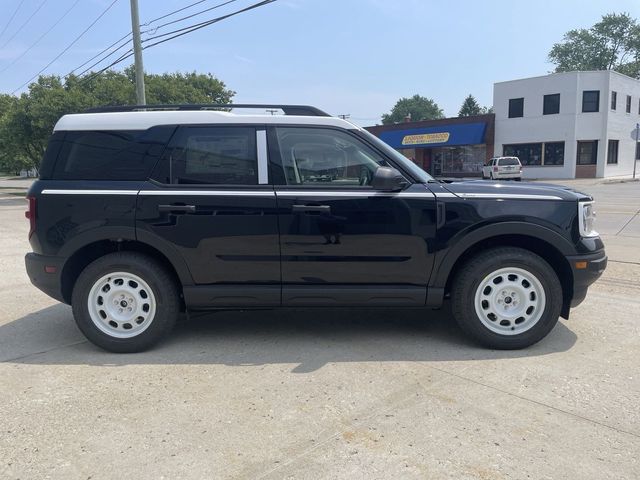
[0,0,82,75]
[0,0,49,51]
[66,0,229,80]
[0,0,27,41]
[11,0,120,94]
[145,0,239,31]
[142,0,277,48]
[70,32,132,77]
[78,0,277,86]
[142,0,210,25]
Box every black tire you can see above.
[451,247,562,349]
[71,252,180,353]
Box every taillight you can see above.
[25,196,36,239]
[493,166,498,172]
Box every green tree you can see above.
[0,69,234,173]
[381,94,444,124]
[458,94,482,117]
[549,13,640,78]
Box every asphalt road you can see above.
[0,180,639,479]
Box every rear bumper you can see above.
[25,253,66,303]
[566,249,607,308]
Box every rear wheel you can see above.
[451,248,562,349]
[72,252,180,352]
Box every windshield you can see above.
[355,129,435,183]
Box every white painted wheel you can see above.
[87,271,157,339]
[473,267,546,335]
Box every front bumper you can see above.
[566,249,607,308]
[25,253,66,303]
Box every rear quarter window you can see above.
[52,126,175,180]
[38,132,66,179]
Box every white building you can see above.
[494,71,640,179]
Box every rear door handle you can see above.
[159,204,196,213]
[292,205,331,214]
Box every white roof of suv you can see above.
[54,109,358,132]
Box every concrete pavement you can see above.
[0,182,639,479]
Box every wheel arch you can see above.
[432,224,576,318]
[60,238,192,305]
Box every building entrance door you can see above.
[575,140,598,178]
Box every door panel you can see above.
[136,186,280,286]
[136,125,281,306]
[276,187,435,286]
[268,126,437,306]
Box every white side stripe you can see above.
[433,192,457,198]
[275,191,434,198]
[41,189,138,195]
[39,189,563,201]
[456,193,563,200]
[139,190,275,196]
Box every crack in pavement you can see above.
[0,340,88,363]
[250,362,639,479]
[615,207,640,236]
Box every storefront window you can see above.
[503,143,542,166]
[543,142,564,165]
[431,145,486,175]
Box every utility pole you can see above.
[635,122,639,179]
[129,0,146,105]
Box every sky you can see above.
[0,0,639,126]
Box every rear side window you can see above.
[52,126,175,180]
[498,158,520,166]
[151,126,257,185]
[38,132,66,179]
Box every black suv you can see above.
[25,104,607,352]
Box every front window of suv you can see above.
[357,129,434,183]
[273,127,388,186]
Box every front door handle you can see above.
[292,205,331,214]
[159,204,196,213]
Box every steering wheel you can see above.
[359,168,372,186]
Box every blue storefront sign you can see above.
[378,122,487,149]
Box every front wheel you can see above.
[451,248,562,349]
[72,252,180,353]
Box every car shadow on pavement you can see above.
[1,303,577,372]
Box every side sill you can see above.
[183,285,280,308]
[282,285,426,307]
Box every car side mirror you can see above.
[371,166,409,192]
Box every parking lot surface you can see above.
[1,180,639,479]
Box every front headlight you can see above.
[578,200,598,237]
